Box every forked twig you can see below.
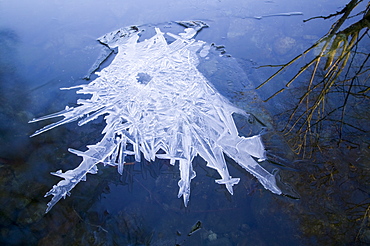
[256,0,370,156]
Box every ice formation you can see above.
[30,21,282,213]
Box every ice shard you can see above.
[29,21,281,213]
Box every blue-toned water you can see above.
[0,0,369,245]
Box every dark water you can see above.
[1,0,369,245]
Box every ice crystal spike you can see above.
[30,21,282,213]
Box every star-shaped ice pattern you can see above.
[29,21,281,213]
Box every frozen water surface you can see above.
[29,21,281,213]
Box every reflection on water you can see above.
[0,0,369,245]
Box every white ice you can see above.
[29,21,281,213]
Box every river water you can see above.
[0,0,369,245]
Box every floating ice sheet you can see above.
[30,21,282,213]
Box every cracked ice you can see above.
[29,21,282,213]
